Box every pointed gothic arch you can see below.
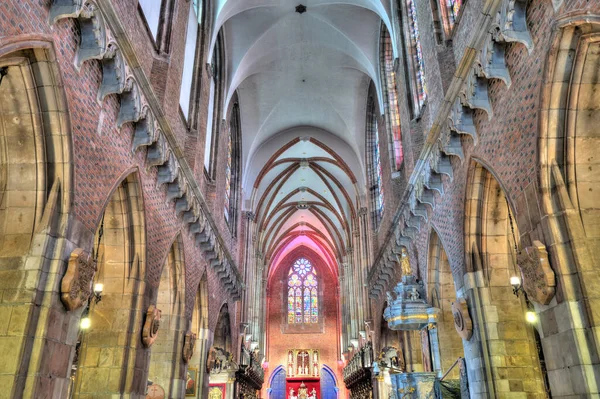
[464,161,547,397]
[426,229,464,379]
[148,235,187,396]
[71,171,147,398]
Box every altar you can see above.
[286,380,320,399]
[285,349,321,399]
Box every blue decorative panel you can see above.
[321,366,338,399]
[270,366,286,399]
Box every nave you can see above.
[0,0,599,398]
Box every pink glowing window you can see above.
[287,258,318,324]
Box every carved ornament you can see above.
[61,248,97,311]
[142,305,162,347]
[182,331,197,363]
[452,298,473,340]
[517,240,555,305]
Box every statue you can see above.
[289,388,297,399]
[401,248,411,277]
[408,287,420,301]
[309,388,317,399]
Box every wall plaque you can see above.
[142,305,162,347]
[452,298,473,340]
[518,240,556,305]
[182,331,197,363]
[61,248,97,311]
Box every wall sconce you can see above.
[510,276,523,297]
[372,361,380,376]
[80,316,91,330]
[525,311,538,324]
[0,67,8,87]
[93,283,103,303]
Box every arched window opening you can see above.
[225,101,241,235]
[402,0,427,113]
[366,96,384,229]
[440,0,463,37]
[179,0,203,119]
[138,0,163,39]
[380,25,404,171]
[204,34,224,176]
[287,258,318,324]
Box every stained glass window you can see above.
[224,126,232,220]
[287,258,319,324]
[366,97,384,229]
[374,119,384,221]
[380,26,404,170]
[406,0,427,108]
[441,0,462,35]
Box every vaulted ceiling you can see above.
[209,0,393,272]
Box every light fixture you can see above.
[80,317,91,330]
[372,361,380,376]
[92,283,103,303]
[510,275,523,297]
[525,311,537,324]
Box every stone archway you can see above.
[189,273,210,398]
[0,42,73,397]
[148,235,187,396]
[426,230,464,380]
[538,20,600,395]
[463,161,547,397]
[71,172,146,398]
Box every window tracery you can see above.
[287,258,318,324]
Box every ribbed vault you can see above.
[208,0,392,181]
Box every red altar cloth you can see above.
[286,377,320,399]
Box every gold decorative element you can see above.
[401,247,411,277]
[61,248,97,311]
[208,386,222,399]
[142,305,162,347]
[182,331,197,363]
[517,240,556,305]
[452,298,473,340]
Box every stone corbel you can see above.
[50,1,108,69]
[460,69,493,119]
[448,98,478,145]
[440,128,465,162]
[430,150,453,181]
[132,106,157,153]
[98,41,127,101]
[166,172,186,202]
[480,26,512,87]
[146,132,169,167]
[142,305,162,348]
[500,0,534,53]
[187,212,205,236]
[117,77,143,127]
[156,153,179,186]
[175,194,193,216]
